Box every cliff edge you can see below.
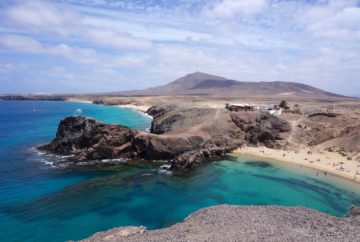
[82,205,360,242]
[38,105,291,170]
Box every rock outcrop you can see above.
[39,105,291,170]
[38,116,138,163]
[82,205,360,242]
[349,205,360,217]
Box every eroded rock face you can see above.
[133,134,203,160]
[230,112,290,148]
[39,106,291,170]
[38,116,138,162]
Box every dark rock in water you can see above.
[348,205,360,217]
[39,106,291,170]
[38,116,138,162]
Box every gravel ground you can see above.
[82,205,360,242]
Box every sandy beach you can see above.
[115,104,150,113]
[232,146,360,183]
[66,96,360,183]
[67,98,150,113]
[66,98,93,104]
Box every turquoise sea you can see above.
[0,100,360,242]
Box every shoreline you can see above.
[66,98,93,104]
[66,98,360,184]
[115,104,150,113]
[114,104,153,120]
[232,146,360,184]
[66,98,152,119]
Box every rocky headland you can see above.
[82,205,360,242]
[38,105,291,170]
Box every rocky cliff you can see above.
[39,116,138,163]
[38,105,291,170]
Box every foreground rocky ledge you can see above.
[38,105,290,170]
[82,205,360,242]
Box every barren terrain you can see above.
[83,205,360,242]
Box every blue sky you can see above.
[0,0,359,96]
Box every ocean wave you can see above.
[100,158,128,163]
[40,158,54,167]
[158,169,172,175]
[139,112,153,120]
[75,108,82,114]
[160,164,171,169]
[158,163,172,175]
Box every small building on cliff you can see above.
[259,104,282,115]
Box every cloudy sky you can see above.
[0,0,359,96]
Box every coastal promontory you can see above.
[83,205,360,242]
[38,105,291,170]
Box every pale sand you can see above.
[115,104,150,113]
[67,98,360,183]
[66,98,93,104]
[66,98,150,112]
[233,146,360,183]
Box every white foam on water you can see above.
[40,158,54,166]
[160,164,171,169]
[140,112,153,120]
[75,108,82,114]
[141,173,153,177]
[158,169,173,175]
[101,158,127,163]
[158,163,172,175]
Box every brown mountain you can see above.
[125,72,345,98]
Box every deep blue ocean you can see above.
[0,100,360,242]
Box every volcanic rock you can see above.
[39,106,291,170]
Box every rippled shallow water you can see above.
[0,100,360,242]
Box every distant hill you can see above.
[123,72,345,98]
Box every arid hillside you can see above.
[120,72,346,98]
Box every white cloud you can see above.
[0,34,144,67]
[300,0,360,40]
[83,29,152,50]
[0,34,43,52]
[205,0,267,18]
[109,55,146,68]
[0,61,15,73]
[81,15,214,44]
[48,44,98,64]
[1,0,360,95]
[150,44,277,82]
[6,0,79,35]
[0,34,95,64]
